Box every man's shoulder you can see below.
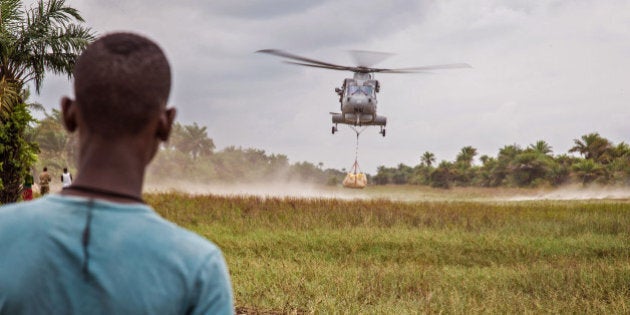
[0,197,50,216]
[141,213,222,258]
[0,198,56,238]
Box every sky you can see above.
[29,0,630,173]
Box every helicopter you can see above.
[257,49,471,137]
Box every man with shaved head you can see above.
[0,33,234,314]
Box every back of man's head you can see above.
[74,33,171,137]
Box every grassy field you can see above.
[146,188,630,314]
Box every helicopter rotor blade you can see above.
[257,49,348,69]
[283,61,353,71]
[349,50,394,68]
[258,49,471,74]
[371,69,433,74]
[285,61,436,74]
[374,63,472,73]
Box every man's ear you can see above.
[156,107,177,141]
[60,96,78,133]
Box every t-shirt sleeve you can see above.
[189,250,234,315]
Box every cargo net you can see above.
[343,127,368,189]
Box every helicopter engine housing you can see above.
[332,113,386,126]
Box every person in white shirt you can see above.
[61,167,72,188]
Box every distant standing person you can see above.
[61,168,73,188]
[38,167,52,195]
[21,173,34,201]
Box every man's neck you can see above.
[62,139,148,203]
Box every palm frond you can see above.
[0,0,23,33]
[16,0,94,91]
[0,77,20,119]
[27,102,45,113]
[1,0,93,100]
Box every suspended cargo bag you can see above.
[343,160,367,189]
[342,172,367,189]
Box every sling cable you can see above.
[342,126,368,189]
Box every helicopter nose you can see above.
[349,94,368,105]
[347,95,374,113]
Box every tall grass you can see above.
[146,193,630,314]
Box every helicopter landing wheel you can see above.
[380,128,386,137]
[332,126,338,134]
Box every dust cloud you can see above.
[144,181,630,202]
[143,180,369,200]
[505,185,630,201]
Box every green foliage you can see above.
[146,133,337,185]
[372,134,630,188]
[455,145,477,166]
[548,156,571,186]
[31,117,630,189]
[0,101,38,203]
[33,109,77,173]
[430,161,453,188]
[528,140,553,155]
[30,114,339,186]
[371,166,392,185]
[508,150,553,187]
[569,132,613,163]
[0,0,94,93]
[169,122,215,159]
[572,159,603,185]
[0,0,93,202]
[420,151,435,167]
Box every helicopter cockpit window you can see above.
[361,85,373,95]
[348,85,374,95]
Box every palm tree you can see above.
[487,144,522,187]
[456,146,477,166]
[0,0,93,203]
[509,151,554,187]
[175,123,215,160]
[430,161,453,189]
[572,159,603,185]
[34,109,78,167]
[610,142,630,160]
[420,151,435,167]
[479,155,491,165]
[498,144,522,160]
[569,133,612,163]
[528,140,552,155]
[1,0,93,96]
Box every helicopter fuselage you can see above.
[331,72,387,133]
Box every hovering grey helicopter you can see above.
[257,49,471,137]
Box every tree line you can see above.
[34,106,630,190]
[32,109,346,187]
[372,135,630,188]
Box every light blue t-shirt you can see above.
[0,194,234,314]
